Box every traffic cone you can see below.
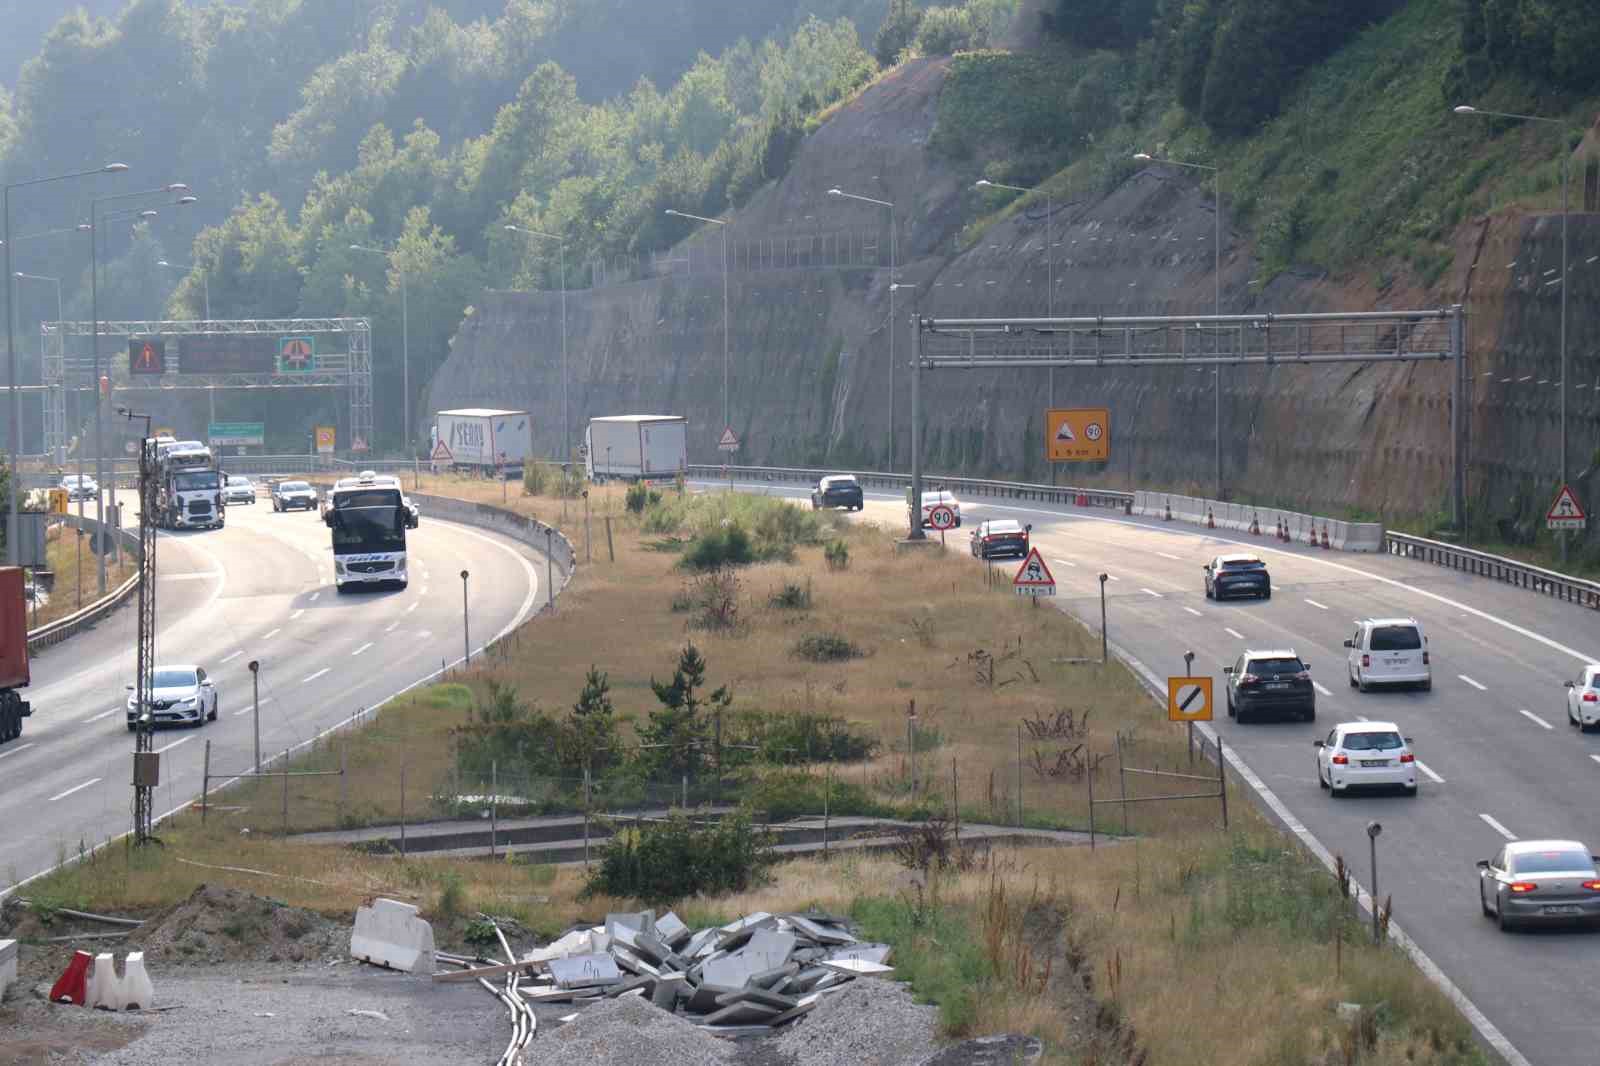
[1279,519,1290,543]
[1306,523,1317,546]
[1207,509,1216,529]
[1249,513,1261,536]
[1164,499,1173,521]
[1321,526,1331,550]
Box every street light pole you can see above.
[5,162,129,565]
[350,244,409,454]
[664,210,730,436]
[504,226,569,459]
[828,189,897,468]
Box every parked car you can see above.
[224,475,257,505]
[1345,617,1431,692]
[271,480,319,512]
[125,664,218,731]
[1225,648,1315,722]
[1203,553,1271,600]
[1314,721,1416,796]
[1478,840,1600,931]
[59,474,97,502]
[970,519,1031,559]
[1563,665,1600,731]
[918,489,962,528]
[811,475,864,511]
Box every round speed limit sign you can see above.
[928,504,957,530]
[1085,421,1103,441]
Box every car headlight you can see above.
[179,696,197,706]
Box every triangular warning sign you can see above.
[430,439,453,463]
[718,427,740,448]
[1548,484,1585,521]
[1055,421,1075,442]
[1012,547,1056,587]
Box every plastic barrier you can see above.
[86,952,122,1010]
[0,938,16,1002]
[49,950,92,1005]
[121,952,154,1010]
[351,898,437,973]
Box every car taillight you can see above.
[1331,754,1348,765]
[1509,882,1538,893]
[1399,753,1414,763]
[1584,693,1598,703]
[1582,881,1600,891]
[1361,654,1370,668]
[1422,650,1430,665]
[1294,670,1311,681]
[1239,673,1259,687]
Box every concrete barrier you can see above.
[1130,492,1383,552]
[121,952,154,1010]
[351,898,437,973]
[86,952,121,1009]
[0,938,15,1001]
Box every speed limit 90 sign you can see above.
[928,504,957,530]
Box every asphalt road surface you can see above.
[2,494,546,893]
[715,477,1599,1066]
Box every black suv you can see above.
[1203,553,1271,600]
[1224,649,1315,723]
[811,475,863,511]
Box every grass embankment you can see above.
[20,480,1489,1064]
[27,521,138,629]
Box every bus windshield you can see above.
[330,490,405,554]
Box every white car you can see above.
[1345,617,1431,692]
[224,475,257,505]
[918,490,962,528]
[1314,721,1417,797]
[125,665,218,731]
[59,474,98,502]
[1564,664,1600,731]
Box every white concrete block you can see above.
[350,898,437,973]
[121,952,154,1010]
[0,939,16,1002]
[86,952,122,1010]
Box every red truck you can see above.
[0,567,32,744]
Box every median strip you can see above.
[1516,709,1552,730]
[1479,813,1517,841]
[48,778,101,802]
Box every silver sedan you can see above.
[1478,840,1600,931]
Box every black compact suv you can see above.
[1203,554,1271,600]
[811,475,864,511]
[1225,649,1315,723]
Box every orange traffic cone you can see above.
[1164,499,1173,521]
[1249,514,1261,536]
[1207,509,1216,529]
[1306,523,1317,546]
[1321,526,1331,549]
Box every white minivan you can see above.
[1345,617,1430,692]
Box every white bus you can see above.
[323,473,410,592]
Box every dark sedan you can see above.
[1225,649,1315,723]
[811,475,863,511]
[1204,553,1271,600]
[970,519,1031,559]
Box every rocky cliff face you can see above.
[428,58,1597,534]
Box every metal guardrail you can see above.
[27,518,143,653]
[682,463,1136,512]
[1384,531,1600,610]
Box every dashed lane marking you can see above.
[1313,682,1331,696]
[1415,761,1445,784]
[352,642,373,656]
[1459,675,1487,691]
[1140,588,1163,598]
[82,708,118,724]
[0,742,35,761]
[1517,709,1552,730]
[1479,813,1517,841]
[1225,627,1245,640]
[302,668,330,684]
[262,628,281,641]
[1305,599,1329,610]
[1183,606,1203,617]
[155,736,194,755]
[290,609,305,620]
[49,778,101,802]
[220,651,242,663]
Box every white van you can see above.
[1345,618,1431,692]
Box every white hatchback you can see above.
[1564,664,1600,731]
[1315,721,1418,797]
[1345,618,1431,692]
[918,490,962,528]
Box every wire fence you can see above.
[587,225,887,287]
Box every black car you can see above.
[1203,553,1271,600]
[970,519,1031,559]
[1225,649,1315,723]
[811,475,863,511]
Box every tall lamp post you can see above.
[663,209,730,436]
[155,259,209,319]
[827,188,898,468]
[1134,153,1223,499]
[350,244,410,455]
[4,161,128,565]
[14,272,69,513]
[1454,104,1573,559]
[504,225,569,460]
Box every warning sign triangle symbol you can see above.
[431,439,453,462]
[1548,484,1585,520]
[1055,422,1075,442]
[1012,548,1056,586]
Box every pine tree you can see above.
[642,644,730,780]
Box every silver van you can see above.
[1345,618,1430,692]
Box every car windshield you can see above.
[1248,658,1304,677]
[173,471,221,491]
[1510,850,1595,875]
[151,668,197,688]
[1370,625,1422,651]
[986,522,1024,535]
[1219,558,1265,570]
[823,478,857,488]
[229,477,250,486]
[1342,730,1403,751]
[280,482,310,492]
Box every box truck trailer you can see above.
[0,567,33,745]
[585,416,687,483]
[434,409,533,476]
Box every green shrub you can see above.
[681,523,757,571]
[436,873,466,921]
[740,766,883,820]
[626,481,662,514]
[793,632,862,662]
[726,709,880,764]
[582,812,775,903]
[523,462,552,496]
[824,540,850,570]
[769,580,813,609]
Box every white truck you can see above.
[434,409,532,477]
[585,415,687,483]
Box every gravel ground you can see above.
[774,979,939,1066]
[545,993,734,1066]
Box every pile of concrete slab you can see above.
[519,909,893,1034]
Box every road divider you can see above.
[1131,491,1384,551]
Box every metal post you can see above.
[1087,753,1096,849]
[1560,148,1569,564]
[1218,737,1229,829]
[339,743,347,826]
[249,660,261,774]
[399,757,407,857]
[1016,721,1023,827]
[1214,170,1222,500]
[604,515,614,562]
[3,185,13,565]
[91,201,106,594]
[681,773,688,809]
[908,318,924,539]
[888,208,896,469]
[1047,191,1055,487]
[546,527,554,611]
[721,223,729,434]
[1451,306,1466,530]
[951,757,959,840]
[400,264,410,455]
[201,739,210,825]
[584,491,592,563]
[281,747,290,837]
[490,760,498,859]
[1099,573,1109,662]
[560,241,568,460]
[460,569,470,663]
[1368,822,1381,944]
[1117,733,1128,834]
[583,761,592,865]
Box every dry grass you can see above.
[28,522,137,629]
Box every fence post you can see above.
[583,764,591,866]
[339,742,347,827]
[281,748,290,837]
[491,760,498,860]
[822,760,831,860]
[400,757,408,858]
[1088,757,1096,850]
[1218,737,1229,830]
[1117,734,1129,835]
[605,516,615,562]
[1016,722,1023,828]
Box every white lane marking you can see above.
[1479,813,1517,841]
[1224,627,1245,640]
[1271,584,1282,591]
[302,668,330,684]
[290,609,305,620]
[155,736,194,755]
[1304,598,1329,610]
[351,642,373,656]
[385,621,401,633]
[1356,714,1371,721]
[1591,755,1600,767]
[1415,760,1445,784]
[1459,674,1487,691]
[1313,681,1331,696]
[1052,558,1077,568]
[1183,606,1203,617]
[233,697,274,718]
[49,778,101,802]
[420,585,430,596]
[220,651,242,664]
[83,708,119,723]
[310,592,320,602]
[262,628,281,640]
[1140,588,1163,598]
[1517,708,1553,730]
[0,742,35,761]
[405,602,419,614]
[1156,551,1182,561]
[1105,575,1120,582]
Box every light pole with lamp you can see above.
[504,225,569,461]
[350,244,410,455]
[826,188,898,468]
[155,259,209,319]
[1133,153,1222,499]
[4,161,129,565]
[1454,104,1573,558]
[663,210,730,436]
[14,272,76,533]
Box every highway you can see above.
[712,477,1599,1066]
[1,494,547,893]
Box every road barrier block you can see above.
[86,952,122,1010]
[351,898,436,973]
[0,939,16,1002]
[49,950,92,1005]
[121,952,154,1010]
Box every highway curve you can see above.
[713,477,1599,1066]
[1,497,546,893]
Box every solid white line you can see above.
[220,651,242,664]
[1480,813,1517,841]
[82,708,118,724]
[1304,598,1329,610]
[1517,709,1553,730]
[155,736,194,755]
[160,571,225,582]
[1224,627,1245,640]
[405,602,419,614]
[1459,674,1487,691]
[1415,760,1445,784]
[290,609,305,620]
[1591,755,1600,767]
[351,642,373,656]
[49,778,101,802]
[302,668,330,684]
[1140,588,1163,598]
[0,742,35,761]
[1313,681,1331,696]
[1052,557,1076,568]
[385,621,400,633]
[1156,551,1182,561]
[262,628,281,640]
[1183,606,1203,617]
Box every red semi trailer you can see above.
[0,567,32,744]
